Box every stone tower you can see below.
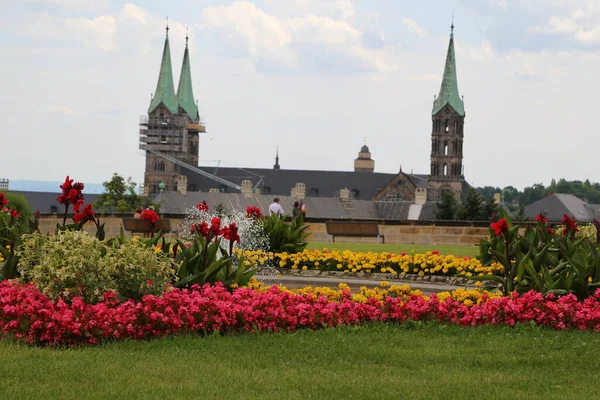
[427,24,465,201]
[140,27,205,195]
[354,143,375,173]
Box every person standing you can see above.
[292,201,300,218]
[269,198,285,216]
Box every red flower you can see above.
[57,176,84,208]
[562,214,579,235]
[246,206,262,219]
[191,221,210,238]
[10,209,19,220]
[73,203,95,224]
[223,222,240,244]
[0,193,8,207]
[210,217,223,236]
[195,201,209,212]
[141,209,159,224]
[547,227,554,234]
[491,219,509,236]
[60,176,73,191]
[535,213,547,224]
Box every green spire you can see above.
[176,32,199,120]
[148,27,179,115]
[432,24,464,116]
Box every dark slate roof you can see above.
[154,191,433,220]
[360,145,369,153]
[407,174,429,189]
[524,193,598,223]
[183,166,397,200]
[11,191,101,214]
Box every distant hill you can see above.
[7,180,106,194]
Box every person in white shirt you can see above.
[269,198,285,216]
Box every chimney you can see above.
[291,182,306,199]
[241,180,253,198]
[415,188,427,205]
[493,193,501,203]
[176,175,187,195]
[339,188,351,201]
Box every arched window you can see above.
[444,120,449,133]
[154,160,165,172]
[444,141,449,156]
[443,164,448,176]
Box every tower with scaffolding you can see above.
[140,25,206,196]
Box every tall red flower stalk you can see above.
[56,176,85,227]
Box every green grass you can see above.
[1,324,599,399]
[307,242,479,257]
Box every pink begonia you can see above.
[1,280,600,346]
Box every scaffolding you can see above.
[139,115,241,192]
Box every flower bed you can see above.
[242,249,503,277]
[1,280,600,346]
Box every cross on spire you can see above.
[166,16,169,36]
[451,15,454,36]
[185,27,189,46]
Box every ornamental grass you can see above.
[241,249,503,277]
[2,279,600,347]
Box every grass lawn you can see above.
[307,242,479,257]
[1,324,599,400]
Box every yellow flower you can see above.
[379,281,389,287]
[302,266,308,270]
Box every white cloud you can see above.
[455,40,496,62]
[199,1,396,73]
[401,18,427,38]
[529,4,600,43]
[65,15,117,51]
[19,3,186,54]
[47,105,77,116]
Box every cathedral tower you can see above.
[140,27,205,195]
[427,24,465,201]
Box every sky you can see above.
[2,0,600,191]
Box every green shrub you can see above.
[105,239,175,300]
[262,214,309,253]
[19,231,175,303]
[19,230,112,303]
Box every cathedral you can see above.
[141,24,468,206]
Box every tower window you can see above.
[445,120,449,133]
[154,160,165,172]
[444,142,448,156]
[443,164,448,176]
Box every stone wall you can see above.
[305,223,488,245]
[37,215,488,245]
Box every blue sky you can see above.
[2,0,600,191]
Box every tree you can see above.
[435,190,457,220]
[475,186,501,199]
[479,196,498,221]
[95,173,155,212]
[514,205,528,222]
[502,186,519,204]
[457,188,482,220]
